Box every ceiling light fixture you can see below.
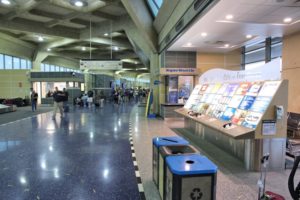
[70,0,88,7]
[246,34,252,39]
[113,46,119,51]
[82,47,86,51]
[283,17,292,23]
[104,33,109,36]
[201,32,207,37]
[187,42,192,47]
[224,44,230,48]
[38,36,44,42]
[1,0,11,5]
[135,62,138,64]
[47,48,51,51]
[226,14,234,20]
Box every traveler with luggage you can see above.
[52,87,64,119]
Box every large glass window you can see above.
[4,55,13,69]
[27,60,32,69]
[146,0,164,16]
[0,53,31,70]
[21,59,27,69]
[243,37,282,70]
[0,54,3,69]
[13,57,20,69]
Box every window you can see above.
[55,66,60,71]
[4,55,12,69]
[242,37,282,69]
[27,60,32,69]
[0,54,3,69]
[21,59,27,69]
[245,61,265,70]
[45,64,50,71]
[146,0,164,17]
[13,57,20,69]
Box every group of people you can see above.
[112,87,149,105]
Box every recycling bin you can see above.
[165,154,217,200]
[159,145,199,199]
[152,137,189,189]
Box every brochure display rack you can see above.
[175,59,288,170]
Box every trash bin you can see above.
[165,154,218,200]
[152,137,189,189]
[159,145,199,199]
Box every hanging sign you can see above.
[160,68,200,75]
[80,60,122,70]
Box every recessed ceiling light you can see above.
[201,32,207,37]
[283,17,292,23]
[104,33,109,36]
[113,46,119,51]
[1,0,11,5]
[246,34,252,39]
[82,47,86,51]
[226,14,234,20]
[47,48,51,51]
[38,36,44,42]
[187,42,192,47]
[224,44,230,48]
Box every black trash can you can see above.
[159,145,199,199]
[152,137,189,190]
[165,154,218,200]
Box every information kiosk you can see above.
[175,59,287,171]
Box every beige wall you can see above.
[196,49,241,73]
[0,70,31,98]
[282,31,300,113]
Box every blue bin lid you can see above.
[166,155,218,175]
[152,136,189,147]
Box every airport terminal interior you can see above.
[1,0,300,199]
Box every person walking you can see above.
[62,88,69,112]
[31,90,38,112]
[52,87,64,119]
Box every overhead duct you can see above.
[159,0,219,53]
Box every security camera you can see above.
[72,72,76,76]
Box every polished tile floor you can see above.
[0,104,141,200]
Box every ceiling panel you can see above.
[35,3,73,15]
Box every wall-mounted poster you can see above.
[246,82,263,96]
[224,83,239,96]
[221,107,236,121]
[235,82,252,95]
[228,95,244,108]
[231,109,248,125]
[178,76,194,101]
[258,81,281,97]
[250,96,272,113]
[242,112,263,129]
[238,96,256,110]
[168,76,178,103]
